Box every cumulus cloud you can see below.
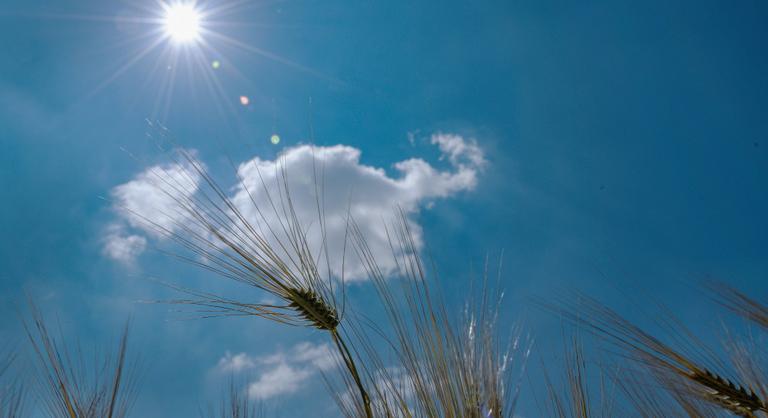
[215,342,336,400]
[102,134,486,279]
[109,160,201,236]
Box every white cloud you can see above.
[101,224,147,264]
[247,362,312,400]
[103,134,485,279]
[292,341,336,371]
[217,351,257,373]
[215,342,336,401]
[110,159,201,237]
[431,133,487,169]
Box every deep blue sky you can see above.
[1,0,767,416]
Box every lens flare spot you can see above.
[270,134,280,145]
[211,60,220,69]
[239,96,250,106]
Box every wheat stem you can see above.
[331,329,373,418]
[285,287,372,417]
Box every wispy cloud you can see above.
[247,362,313,400]
[217,351,257,373]
[431,133,487,169]
[101,223,147,265]
[0,83,59,137]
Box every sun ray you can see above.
[199,0,264,18]
[9,0,346,125]
[86,30,163,58]
[189,46,233,120]
[87,35,167,99]
[0,11,161,24]
[203,30,344,86]
[191,45,233,109]
[153,47,181,120]
[127,42,175,114]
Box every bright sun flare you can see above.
[163,3,202,43]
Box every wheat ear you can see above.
[688,367,766,417]
[287,287,373,417]
[286,288,340,330]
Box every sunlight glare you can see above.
[163,3,202,43]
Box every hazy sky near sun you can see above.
[1,0,767,416]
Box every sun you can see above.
[163,3,202,43]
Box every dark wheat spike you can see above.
[287,288,339,330]
[689,368,767,418]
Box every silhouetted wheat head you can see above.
[119,133,768,418]
[546,291,768,418]
[124,144,372,416]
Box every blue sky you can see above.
[1,0,767,416]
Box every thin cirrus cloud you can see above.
[216,342,336,400]
[103,133,486,279]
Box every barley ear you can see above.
[287,288,340,331]
[689,368,767,418]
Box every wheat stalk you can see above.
[544,293,768,417]
[23,304,138,418]
[202,379,264,418]
[708,282,768,331]
[332,211,530,418]
[0,349,24,418]
[123,142,373,417]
